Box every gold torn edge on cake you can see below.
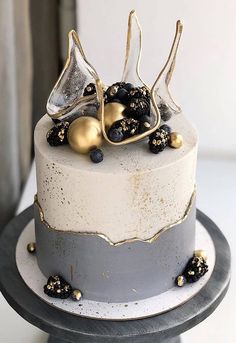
[34,188,196,247]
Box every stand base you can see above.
[0,207,231,343]
[48,334,181,343]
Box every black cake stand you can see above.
[0,206,231,343]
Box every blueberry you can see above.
[90,149,104,163]
[123,83,134,91]
[108,128,124,142]
[116,88,128,103]
[160,124,171,134]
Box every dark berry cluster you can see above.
[44,275,72,299]
[125,97,150,120]
[104,82,151,118]
[148,125,171,154]
[128,86,150,101]
[175,256,208,287]
[184,256,208,283]
[104,82,131,104]
[108,118,140,142]
[83,83,96,96]
[46,121,70,146]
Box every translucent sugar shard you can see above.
[151,21,183,114]
[46,30,99,119]
[122,10,146,87]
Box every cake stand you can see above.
[0,206,231,343]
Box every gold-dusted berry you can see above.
[169,132,183,149]
[27,242,36,253]
[71,289,82,301]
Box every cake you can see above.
[33,11,207,304]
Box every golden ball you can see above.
[194,249,208,261]
[72,289,82,301]
[104,102,125,129]
[68,116,103,154]
[169,132,183,149]
[27,242,36,253]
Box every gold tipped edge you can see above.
[34,188,196,247]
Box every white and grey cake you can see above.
[33,11,207,304]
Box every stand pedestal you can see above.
[0,206,231,343]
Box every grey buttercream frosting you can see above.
[34,198,196,303]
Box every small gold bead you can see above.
[27,242,36,253]
[169,132,183,149]
[177,275,185,287]
[72,289,82,301]
[194,249,208,261]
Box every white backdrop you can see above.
[76,0,236,157]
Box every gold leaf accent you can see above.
[34,188,196,247]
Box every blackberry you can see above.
[109,118,139,140]
[159,124,171,134]
[46,121,70,146]
[183,256,208,283]
[44,275,72,299]
[83,83,96,96]
[125,97,150,119]
[104,82,125,104]
[148,128,170,154]
[128,86,150,101]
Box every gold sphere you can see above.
[27,242,36,253]
[194,249,208,261]
[104,102,126,129]
[68,116,103,154]
[169,132,183,149]
[72,289,82,301]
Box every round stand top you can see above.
[0,207,231,343]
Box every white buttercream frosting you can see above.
[34,114,198,243]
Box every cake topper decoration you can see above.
[45,11,184,162]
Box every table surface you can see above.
[0,157,235,343]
